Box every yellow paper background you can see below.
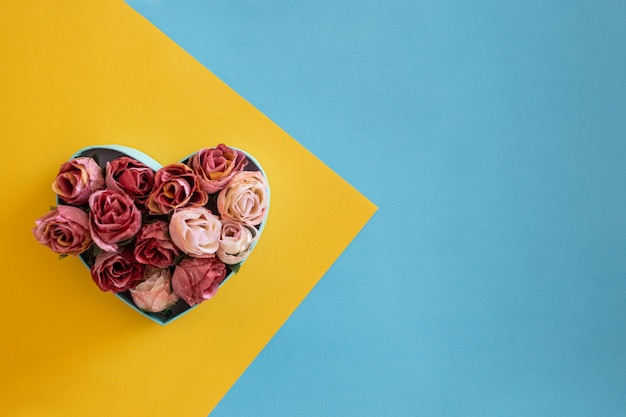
[0,1,376,416]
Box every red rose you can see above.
[88,189,142,252]
[91,249,145,293]
[105,156,155,209]
[32,205,92,255]
[146,163,208,215]
[133,220,180,268]
[52,157,105,205]
[171,257,227,306]
[188,144,248,193]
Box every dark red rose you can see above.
[171,257,227,306]
[105,157,155,209]
[90,249,145,293]
[188,144,248,193]
[133,220,180,268]
[88,189,142,252]
[146,163,208,215]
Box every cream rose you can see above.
[130,267,179,313]
[217,220,258,264]
[217,171,268,226]
[169,207,222,257]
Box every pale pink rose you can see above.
[133,220,180,268]
[169,207,222,257]
[105,157,155,209]
[146,163,208,215]
[91,248,145,293]
[171,257,227,306]
[217,171,268,226]
[188,144,248,193]
[88,189,142,252]
[52,157,105,205]
[217,220,258,264]
[130,267,179,313]
[32,205,92,255]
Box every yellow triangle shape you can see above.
[0,1,376,416]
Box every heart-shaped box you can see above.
[52,144,270,325]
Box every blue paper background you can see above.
[127,1,626,416]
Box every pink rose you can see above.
[133,220,180,268]
[130,267,179,313]
[32,205,92,255]
[217,171,269,226]
[147,163,208,215]
[171,257,227,306]
[217,220,258,264]
[52,157,105,205]
[105,157,155,209]
[188,144,248,193]
[88,189,142,252]
[91,249,145,293]
[169,207,222,257]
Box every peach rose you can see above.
[52,157,105,205]
[88,189,142,252]
[169,207,222,257]
[32,205,92,255]
[188,144,248,193]
[217,220,258,264]
[130,267,179,313]
[217,171,268,226]
[147,163,208,215]
[171,257,227,306]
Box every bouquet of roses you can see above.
[32,144,269,323]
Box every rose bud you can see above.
[169,207,221,258]
[217,220,258,265]
[88,189,142,252]
[32,205,92,255]
[105,157,155,209]
[217,171,268,226]
[188,144,248,193]
[147,163,208,215]
[171,257,227,306]
[133,220,180,268]
[52,157,105,205]
[91,249,145,293]
[130,267,179,313]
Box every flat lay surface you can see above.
[1,0,625,416]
